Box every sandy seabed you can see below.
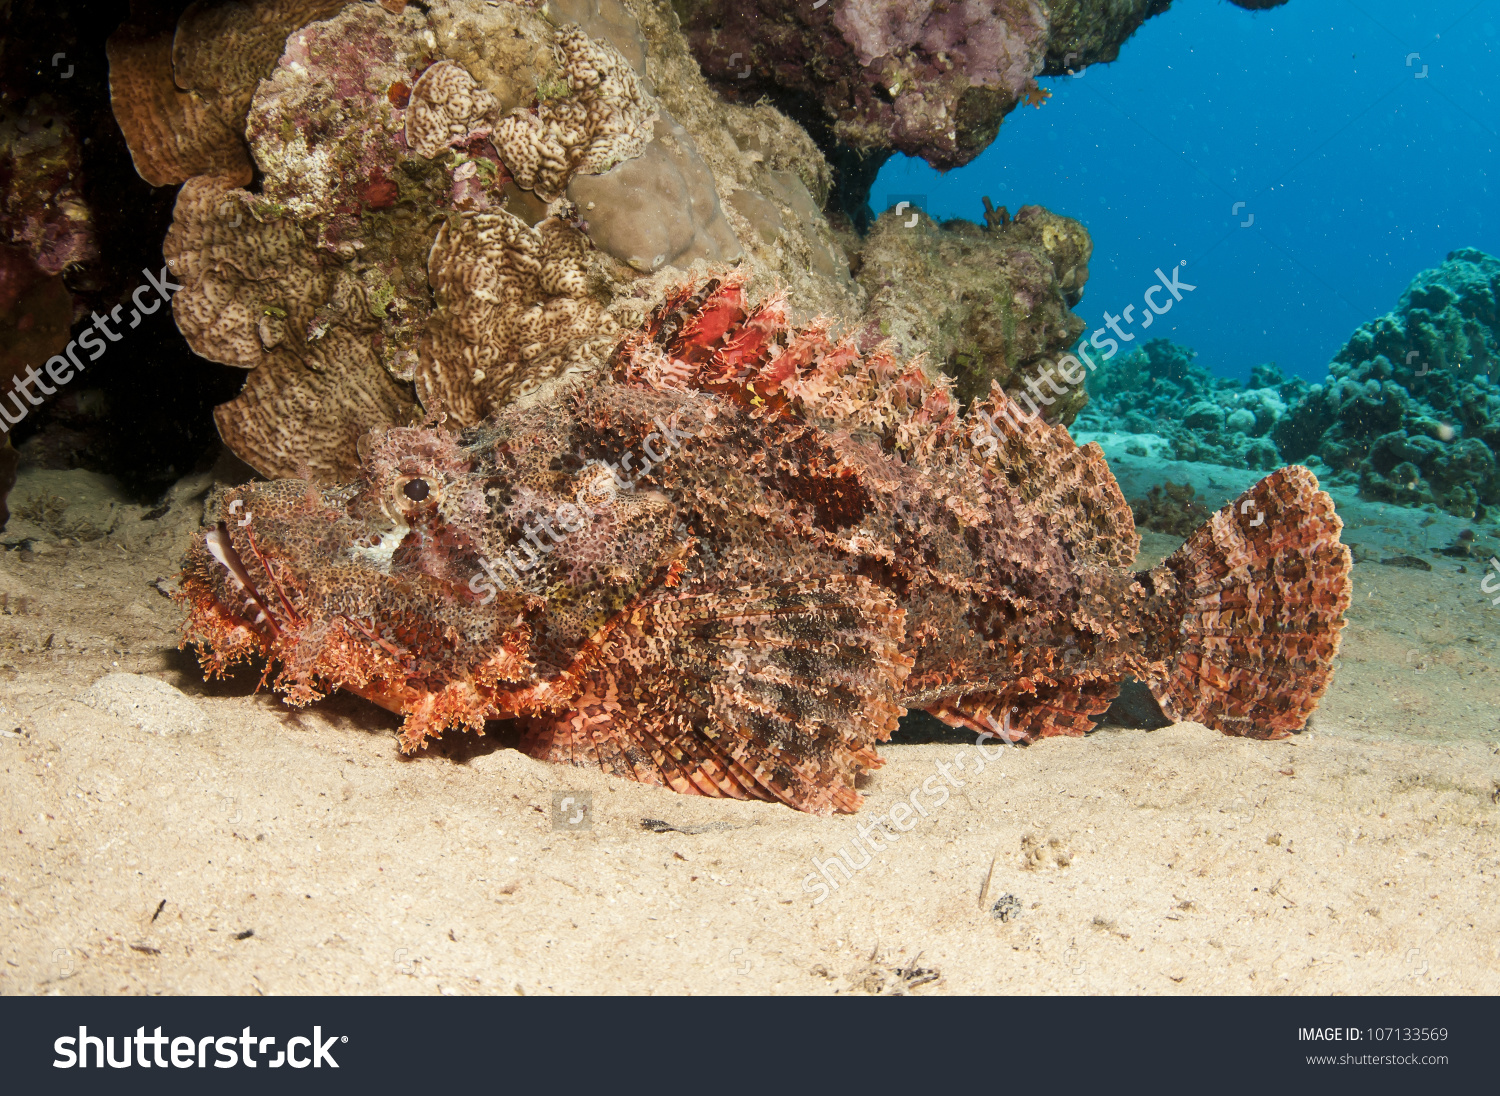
[1,467,1497,995]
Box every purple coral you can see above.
[681,0,1049,169]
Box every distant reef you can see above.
[1076,248,1500,520]
[1074,338,1299,471]
[1276,248,1500,519]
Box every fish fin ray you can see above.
[927,676,1121,742]
[520,576,912,813]
[1149,465,1352,739]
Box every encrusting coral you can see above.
[180,274,1352,813]
[857,202,1093,417]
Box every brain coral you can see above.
[164,174,419,480]
[417,210,618,422]
[492,24,656,200]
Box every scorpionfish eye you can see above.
[402,478,431,502]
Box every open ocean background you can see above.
[873,0,1500,384]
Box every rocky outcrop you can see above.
[857,202,1092,419]
[675,0,1174,170]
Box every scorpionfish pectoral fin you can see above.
[519,576,913,814]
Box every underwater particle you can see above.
[179,276,1354,813]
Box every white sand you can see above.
[2,469,1497,994]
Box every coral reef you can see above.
[1275,248,1500,519]
[1077,251,1499,521]
[181,274,1351,813]
[113,0,854,481]
[857,203,1092,416]
[0,94,95,275]
[0,89,95,527]
[1040,1,1171,74]
[1075,338,1299,470]
[105,0,347,188]
[0,240,75,516]
[1129,480,1210,537]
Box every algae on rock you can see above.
[856,203,1092,420]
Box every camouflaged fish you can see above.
[179,275,1353,813]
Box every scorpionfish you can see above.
[179,275,1353,813]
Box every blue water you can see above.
[874,0,1500,383]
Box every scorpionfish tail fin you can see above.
[1148,465,1353,739]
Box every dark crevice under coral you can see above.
[3,0,242,503]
